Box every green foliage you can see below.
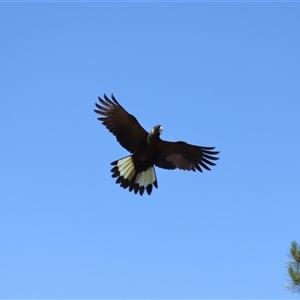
[290,241,300,263]
[286,241,300,294]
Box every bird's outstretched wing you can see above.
[94,94,148,153]
[154,141,219,172]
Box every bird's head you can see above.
[147,125,163,143]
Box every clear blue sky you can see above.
[1,2,299,298]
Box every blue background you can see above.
[1,3,299,298]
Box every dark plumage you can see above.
[94,94,219,195]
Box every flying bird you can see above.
[94,94,219,196]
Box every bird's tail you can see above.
[110,155,158,196]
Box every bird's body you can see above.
[94,94,219,195]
